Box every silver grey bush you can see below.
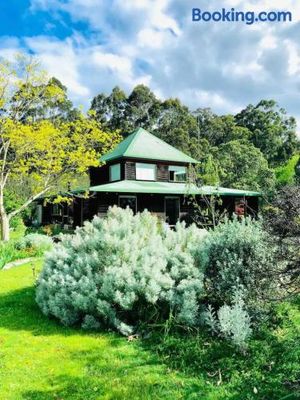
[36,207,207,335]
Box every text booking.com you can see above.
[192,8,292,25]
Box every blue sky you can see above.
[1,0,300,131]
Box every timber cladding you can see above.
[125,162,170,182]
[125,162,136,180]
[157,164,169,181]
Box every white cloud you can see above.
[4,0,296,135]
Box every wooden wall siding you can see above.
[125,162,136,180]
[96,193,119,217]
[157,164,169,181]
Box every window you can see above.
[136,163,156,180]
[52,204,62,216]
[119,196,137,213]
[169,166,187,182]
[109,163,121,181]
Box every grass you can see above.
[0,224,28,269]
[0,225,51,269]
[0,261,299,400]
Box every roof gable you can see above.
[101,128,199,164]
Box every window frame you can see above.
[109,163,121,182]
[118,195,137,213]
[52,203,63,216]
[168,165,187,182]
[135,162,156,181]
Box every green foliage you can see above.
[16,233,53,255]
[193,109,251,147]
[215,140,276,191]
[149,297,300,400]
[1,262,209,400]
[235,99,298,166]
[0,232,53,269]
[90,86,300,193]
[275,154,300,186]
[199,154,220,186]
[264,185,300,291]
[1,246,299,399]
[197,217,276,315]
[36,207,207,335]
[0,241,29,269]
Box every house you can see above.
[36,127,260,228]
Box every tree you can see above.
[264,185,300,294]
[153,98,199,156]
[11,76,80,123]
[235,100,299,166]
[200,154,220,186]
[0,55,120,241]
[215,140,275,191]
[275,154,300,187]
[193,108,251,147]
[123,84,160,135]
[90,85,161,136]
[90,86,127,131]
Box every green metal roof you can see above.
[101,128,199,164]
[90,180,261,197]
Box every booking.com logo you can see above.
[192,8,293,25]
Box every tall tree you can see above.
[90,86,127,131]
[235,100,299,166]
[123,84,160,135]
[10,74,79,123]
[153,98,199,155]
[215,140,275,191]
[0,55,120,241]
[193,108,251,147]
[264,185,300,294]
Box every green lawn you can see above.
[0,261,299,400]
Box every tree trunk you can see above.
[0,211,10,241]
[0,188,9,241]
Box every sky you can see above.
[1,0,300,131]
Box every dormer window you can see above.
[169,166,187,182]
[136,163,156,181]
[109,163,121,182]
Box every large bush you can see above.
[36,207,207,335]
[197,217,276,315]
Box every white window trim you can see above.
[136,163,156,181]
[168,165,187,182]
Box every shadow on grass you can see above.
[0,286,70,336]
[141,326,300,400]
[1,284,299,399]
[20,346,207,400]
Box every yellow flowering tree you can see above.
[0,55,120,241]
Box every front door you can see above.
[165,197,180,225]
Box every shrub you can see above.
[203,290,252,350]
[36,207,207,335]
[16,233,53,255]
[197,216,276,316]
[0,242,29,269]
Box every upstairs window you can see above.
[109,163,121,182]
[136,163,156,181]
[169,166,187,182]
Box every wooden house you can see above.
[37,128,260,228]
